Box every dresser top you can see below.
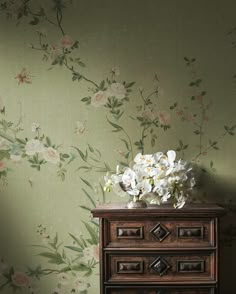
[92,202,225,218]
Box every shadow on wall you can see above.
[193,169,236,293]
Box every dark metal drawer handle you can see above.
[177,260,205,273]
[177,227,204,238]
[150,223,170,242]
[150,256,171,276]
[117,227,143,239]
[116,261,144,273]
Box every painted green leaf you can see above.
[81,188,96,208]
[64,245,83,253]
[69,233,86,249]
[80,178,93,190]
[38,252,64,265]
[82,221,99,244]
[29,17,39,25]
[73,147,87,162]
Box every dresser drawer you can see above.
[106,252,215,283]
[107,219,215,248]
[105,286,215,294]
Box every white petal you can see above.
[167,150,176,164]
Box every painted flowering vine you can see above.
[0,1,235,293]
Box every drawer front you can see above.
[105,287,215,294]
[107,219,215,248]
[106,252,215,283]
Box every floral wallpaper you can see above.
[0,0,235,293]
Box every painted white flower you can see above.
[91,90,108,107]
[0,260,8,275]
[0,138,9,151]
[108,82,126,99]
[111,66,120,76]
[57,272,70,285]
[10,154,22,164]
[36,27,47,37]
[43,147,60,164]
[74,276,90,291]
[31,122,40,133]
[25,139,44,156]
[75,120,87,135]
[52,286,62,294]
[82,244,99,262]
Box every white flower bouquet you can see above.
[104,150,196,208]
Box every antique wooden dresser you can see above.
[92,203,225,294]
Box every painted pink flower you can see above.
[177,110,183,116]
[43,147,60,164]
[51,44,63,59]
[0,161,7,172]
[91,90,108,107]
[59,35,75,48]
[12,271,30,287]
[15,68,32,85]
[142,108,156,121]
[115,149,126,158]
[196,95,203,102]
[186,112,194,122]
[158,111,170,125]
[75,120,87,135]
[5,0,23,18]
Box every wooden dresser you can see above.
[92,203,225,294]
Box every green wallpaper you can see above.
[0,0,235,293]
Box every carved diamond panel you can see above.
[150,256,171,276]
[150,223,170,241]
